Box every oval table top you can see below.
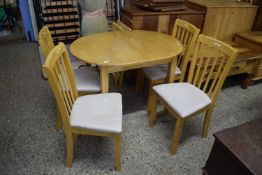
[70,30,183,67]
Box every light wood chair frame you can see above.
[43,43,121,171]
[39,26,55,59]
[136,19,200,113]
[111,21,132,86]
[39,26,101,130]
[39,26,64,129]
[148,34,238,154]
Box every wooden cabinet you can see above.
[187,0,258,41]
[120,5,206,35]
[186,0,261,88]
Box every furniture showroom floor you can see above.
[0,41,261,175]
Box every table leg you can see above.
[167,56,178,83]
[100,66,109,93]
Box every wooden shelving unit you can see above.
[41,0,81,44]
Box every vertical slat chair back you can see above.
[116,20,131,31]
[111,20,131,86]
[43,43,78,128]
[172,19,200,81]
[39,26,55,58]
[187,34,238,103]
[112,21,124,32]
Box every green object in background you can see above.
[0,7,7,22]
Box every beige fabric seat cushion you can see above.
[66,45,85,69]
[74,67,101,93]
[143,64,181,81]
[153,83,211,118]
[70,93,122,133]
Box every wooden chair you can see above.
[148,34,238,154]
[38,26,85,71]
[39,26,101,129]
[112,20,132,32]
[136,19,200,111]
[43,43,122,171]
[111,21,131,86]
[112,21,124,32]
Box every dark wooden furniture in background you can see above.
[120,5,205,35]
[203,118,262,175]
[252,0,262,31]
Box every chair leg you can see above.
[85,63,91,67]
[149,92,157,127]
[118,72,124,86]
[114,134,121,171]
[202,108,213,138]
[73,134,79,143]
[55,103,62,130]
[170,118,184,155]
[113,72,119,85]
[147,82,153,115]
[136,69,144,95]
[164,107,169,115]
[66,133,74,167]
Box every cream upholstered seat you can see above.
[143,65,181,81]
[70,93,122,133]
[74,67,100,93]
[149,34,238,155]
[153,83,211,117]
[44,43,122,171]
[136,19,200,97]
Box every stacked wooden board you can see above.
[42,0,81,44]
[130,0,186,11]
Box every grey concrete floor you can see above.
[0,41,261,175]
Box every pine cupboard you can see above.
[187,0,258,41]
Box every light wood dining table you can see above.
[70,30,183,93]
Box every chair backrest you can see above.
[43,43,78,127]
[39,26,55,58]
[116,20,132,31]
[186,34,238,103]
[112,21,124,32]
[112,20,131,32]
[172,19,200,80]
